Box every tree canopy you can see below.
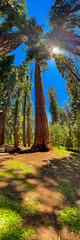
[47,0,80,56]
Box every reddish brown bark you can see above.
[65,63,80,82]
[23,91,27,147]
[27,103,31,147]
[0,112,4,146]
[0,32,28,57]
[27,70,33,147]
[0,87,13,145]
[14,89,20,147]
[32,61,51,151]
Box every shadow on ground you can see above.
[0,150,80,239]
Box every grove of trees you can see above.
[0,0,80,150]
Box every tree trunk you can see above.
[23,91,27,147]
[65,63,80,82]
[32,61,51,151]
[14,89,20,147]
[0,32,28,57]
[0,87,13,145]
[27,69,32,147]
[27,103,31,147]
[0,112,5,146]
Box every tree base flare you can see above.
[31,142,52,152]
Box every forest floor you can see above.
[0,146,80,240]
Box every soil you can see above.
[0,146,80,240]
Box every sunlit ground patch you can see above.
[7,160,35,175]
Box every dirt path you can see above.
[0,148,80,240]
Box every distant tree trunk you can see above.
[65,63,80,82]
[0,112,4,146]
[27,69,32,147]
[23,91,27,147]
[32,61,51,151]
[14,89,20,147]
[0,87,13,146]
[0,32,28,57]
[27,103,31,147]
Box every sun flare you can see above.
[52,47,60,54]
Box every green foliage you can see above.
[74,112,80,149]
[59,207,80,233]
[58,106,67,126]
[65,136,73,149]
[33,205,41,214]
[48,87,59,123]
[0,192,35,239]
[59,179,76,203]
[7,160,35,175]
[54,54,80,116]
[0,55,15,110]
[0,0,28,34]
[24,20,50,68]
[0,59,34,146]
[48,0,80,54]
[53,146,68,156]
[34,197,44,203]
[0,207,35,239]
[49,123,69,148]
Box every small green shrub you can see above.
[59,207,80,233]
[33,205,42,214]
[59,179,76,203]
[66,165,71,169]
[34,197,44,203]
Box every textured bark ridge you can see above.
[0,112,4,146]
[32,61,51,151]
[23,92,27,147]
[0,32,28,57]
[14,89,20,147]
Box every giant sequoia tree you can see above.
[25,27,51,151]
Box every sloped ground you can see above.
[0,147,80,240]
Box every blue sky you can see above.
[11,0,69,121]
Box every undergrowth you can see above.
[53,146,68,156]
[7,161,35,175]
[0,191,41,239]
[59,207,80,234]
[59,179,76,203]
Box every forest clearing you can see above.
[0,146,80,240]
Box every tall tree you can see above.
[14,64,28,147]
[48,87,59,124]
[14,89,20,147]
[64,103,73,148]
[27,70,33,147]
[53,54,80,116]
[0,55,15,145]
[74,112,80,150]
[58,106,67,126]
[23,90,27,147]
[25,27,51,151]
[33,61,51,151]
